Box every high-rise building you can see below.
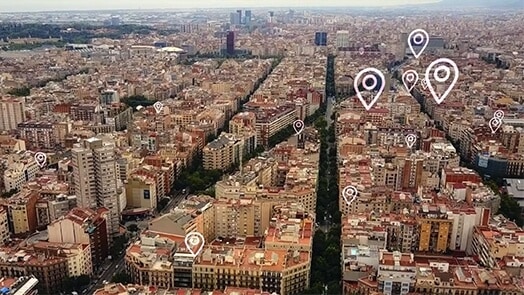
[226,31,235,56]
[245,10,252,24]
[0,97,25,131]
[237,10,242,24]
[229,12,240,25]
[71,137,122,240]
[314,31,327,46]
[336,30,350,48]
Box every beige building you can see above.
[6,190,38,235]
[72,137,123,239]
[3,152,40,192]
[32,241,93,277]
[203,133,244,171]
[125,174,157,209]
[0,97,25,131]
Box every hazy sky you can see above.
[1,0,441,12]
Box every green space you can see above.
[7,86,31,97]
[62,275,91,293]
[303,54,342,294]
[121,95,158,111]
[0,23,156,44]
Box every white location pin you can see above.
[342,185,358,206]
[293,120,304,135]
[408,29,429,59]
[34,152,47,168]
[354,68,385,111]
[493,110,504,120]
[184,232,205,256]
[402,70,419,92]
[421,79,428,90]
[425,58,459,105]
[153,102,164,114]
[489,117,502,134]
[359,47,365,55]
[405,134,417,148]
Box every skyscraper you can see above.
[336,30,350,48]
[226,31,235,56]
[230,12,240,25]
[72,137,122,241]
[237,10,242,24]
[314,32,327,46]
[0,97,25,131]
[245,10,252,24]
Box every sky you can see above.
[1,0,442,12]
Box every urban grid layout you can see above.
[0,1,523,294]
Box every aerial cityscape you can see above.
[0,1,524,295]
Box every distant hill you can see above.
[435,0,524,8]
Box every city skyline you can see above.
[1,0,442,12]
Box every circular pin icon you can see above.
[489,117,502,134]
[153,102,164,114]
[293,120,304,135]
[493,110,504,120]
[359,47,365,55]
[354,68,385,111]
[402,70,419,93]
[405,134,417,148]
[34,152,47,168]
[408,29,429,59]
[424,58,459,105]
[342,185,358,206]
[184,232,205,256]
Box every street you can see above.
[84,255,126,294]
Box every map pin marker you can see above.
[421,79,428,90]
[359,47,365,55]
[153,102,164,114]
[405,134,417,148]
[293,120,304,135]
[354,68,385,111]
[402,70,419,92]
[34,152,47,168]
[185,232,205,256]
[408,29,429,59]
[489,117,502,134]
[493,110,504,121]
[342,185,358,206]
[425,58,459,105]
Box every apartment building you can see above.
[254,106,297,147]
[203,133,244,171]
[71,137,123,239]
[0,207,10,246]
[17,121,57,151]
[3,152,40,192]
[192,247,310,295]
[31,241,93,277]
[417,204,453,253]
[0,97,25,132]
[47,207,109,268]
[0,249,68,295]
[471,215,524,268]
[125,174,157,209]
[125,231,193,289]
[5,190,38,235]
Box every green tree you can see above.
[7,86,30,97]
[111,271,132,284]
[126,224,139,232]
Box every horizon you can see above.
[1,0,443,13]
